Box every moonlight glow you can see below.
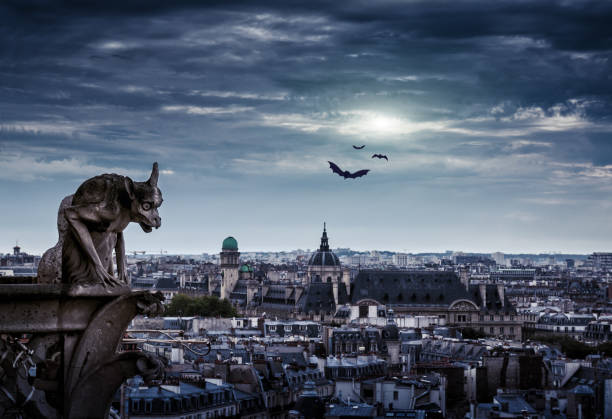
[366,115,403,133]
[339,112,408,137]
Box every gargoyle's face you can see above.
[131,184,163,233]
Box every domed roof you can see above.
[222,236,238,250]
[308,224,340,267]
[309,251,340,267]
[239,264,252,273]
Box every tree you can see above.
[164,294,238,317]
[532,334,594,359]
[461,327,487,340]
[596,342,612,357]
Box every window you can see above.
[359,305,368,318]
[457,315,467,322]
[285,325,292,332]
[490,327,494,334]
[500,327,504,334]
[490,315,494,321]
[510,327,514,333]
[393,391,398,400]
[268,325,276,332]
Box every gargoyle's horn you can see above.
[147,162,159,187]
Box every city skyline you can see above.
[3,230,603,258]
[2,2,612,254]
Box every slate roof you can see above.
[266,351,309,368]
[300,282,348,314]
[187,347,251,363]
[350,270,473,307]
[127,381,230,400]
[230,280,250,304]
[233,388,258,401]
[264,285,290,301]
[421,339,488,362]
[493,394,537,414]
[327,403,376,417]
[155,277,178,289]
[467,284,516,314]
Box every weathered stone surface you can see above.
[37,195,73,284]
[0,287,165,418]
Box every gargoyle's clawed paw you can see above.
[118,270,129,285]
[95,266,120,288]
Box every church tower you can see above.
[220,236,240,300]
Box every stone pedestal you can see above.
[0,284,164,418]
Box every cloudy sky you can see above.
[1,1,612,255]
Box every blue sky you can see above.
[1,1,612,255]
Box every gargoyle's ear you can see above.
[124,177,136,200]
[147,162,159,187]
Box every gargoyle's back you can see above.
[72,173,127,207]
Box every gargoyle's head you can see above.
[125,162,163,233]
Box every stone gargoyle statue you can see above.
[55,162,163,289]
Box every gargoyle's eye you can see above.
[142,202,152,211]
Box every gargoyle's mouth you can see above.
[140,222,153,233]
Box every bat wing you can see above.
[353,145,366,149]
[372,154,380,159]
[328,161,347,178]
[348,169,370,178]
[382,155,388,161]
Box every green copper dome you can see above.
[239,264,252,273]
[222,236,238,250]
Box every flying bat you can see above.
[328,161,370,179]
[372,154,389,161]
[352,145,366,149]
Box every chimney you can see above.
[214,361,230,383]
[342,269,351,297]
[246,281,257,305]
[332,281,339,307]
[497,284,505,307]
[479,284,487,309]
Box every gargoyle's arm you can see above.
[115,232,128,285]
[64,204,119,286]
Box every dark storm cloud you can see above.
[2,0,612,252]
